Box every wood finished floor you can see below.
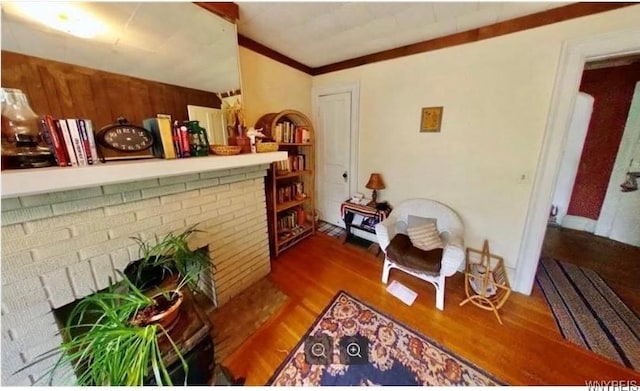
[222,232,640,385]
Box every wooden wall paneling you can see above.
[147,83,171,119]
[103,74,134,127]
[127,78,154,125]
[67,72,99,122]
[88,74,114,130]
[50,67,77,119]
[37,64,63,116]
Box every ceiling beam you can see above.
[194,2,239,23]
[312,2,635,75]
[237,35,313,75]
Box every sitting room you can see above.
[1,1,639,386]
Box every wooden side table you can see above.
[340,201,392,253]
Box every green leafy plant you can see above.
[46,275,188,386]
[128,225,212,293]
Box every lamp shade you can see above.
[365,173,385,190]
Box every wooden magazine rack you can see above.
[459,240,511,324]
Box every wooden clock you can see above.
[96,117,155,162]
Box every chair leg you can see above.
[435,275,445,311]
[381,259,392,284]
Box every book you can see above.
[81,119,100,164]
[66,119,87,166]
[178,124,191,158]
[57,119,78,166]
[41,115,68,167]
[76,119,93,164]
[142,117,176,159]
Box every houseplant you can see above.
[125,225,211,293]
[46,275,189,386]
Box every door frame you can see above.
[312,82,360,219]
[514,26,640,295]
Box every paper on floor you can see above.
[386,280,418,306]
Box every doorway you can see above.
[514,26,640,295]
[312,83,360,227]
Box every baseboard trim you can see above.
[561,215,597,232]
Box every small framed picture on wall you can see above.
[420,106,443,133]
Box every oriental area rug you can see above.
[267,291,503,386]
[536,258,640,370]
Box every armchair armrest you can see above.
[441,230,464,277]
[375,216,398,253]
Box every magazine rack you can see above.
[459,240,511,324]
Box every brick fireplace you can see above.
[1,164,271,386]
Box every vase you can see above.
[1,88,53,169]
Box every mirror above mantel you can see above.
[0,2,241,94]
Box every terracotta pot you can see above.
[146,290,184,331]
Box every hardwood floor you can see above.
[221,232,640,385]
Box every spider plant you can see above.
[127,225,212,293]
[46,276,188,386]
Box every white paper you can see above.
[386,280,418,306]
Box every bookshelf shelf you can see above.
[256,109,316,257]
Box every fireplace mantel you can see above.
[1,152,287,198]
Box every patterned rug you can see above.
[268,291,502,385]
[317,220,345,238]
[536,258,640,370]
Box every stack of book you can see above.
[273,122,311,144]
[40,115,99,167]
[276,182,304,204]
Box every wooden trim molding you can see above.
[236,2,635,76]
[194,2,239,23]
[237,34,313,75]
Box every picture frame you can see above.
[420,106,443,133]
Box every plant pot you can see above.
[130,290,184,331]
[124,257,176,292]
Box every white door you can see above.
[187,105,226,145]
[315,87,358,227]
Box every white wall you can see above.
[311,5,640,274]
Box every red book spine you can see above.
[43,115,69,167]
[179,125,191,158]
[172,123,182,158]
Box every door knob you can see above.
[342,171,348,180]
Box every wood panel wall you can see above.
[1,51,221,130]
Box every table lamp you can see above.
[365,173,385,207]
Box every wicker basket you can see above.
[210,145,242,155]
[256,142,279,153]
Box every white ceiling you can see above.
[237,1,571,68]
[1,2,241,93]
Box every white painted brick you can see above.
[1,197,22,211]
[2,277,41,302]
[216,203,245,217]
[185,177,221,190]
[141,183,186,199]
[134,201,181,220]
[6,313,58,347]
[3,254,79,285]
[108,216,162,239]
[3,229,71,255]
[1,252,34,275]
[24,335,63,366]
[185,209,220,227]
[41,268,75,309]
[70,212,136,236]
[23,209,105,234]
[219,173,247,184]
[160,189,199,205]
[246,170,267,180]
[1,301,51,325]
[159,173,199,185]
[103,198,159,216]
[2,205,53,226]
[31,231,109,261]
[216,188,245,201]
[77,236,131,260]
[231,193,259,206]
[229,166,261,175]
[67,261,97,299]
[122,190,143,202]
[1,285,48,314]
[152,220,187,238]
[19,187,103,207]
[52,193,123,216]
[1,224,25,241]
[199,183,230,196]
[200,169,230,179]
[199,197,231,213]
[110,248,132,273]
[102,178,159,194]
[161,206,201,224]
[233,204,259,218]
[89,255,115,290]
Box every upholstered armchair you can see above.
[375,198,465,310]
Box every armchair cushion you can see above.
[407,222,443,251]
[386,234,442,275]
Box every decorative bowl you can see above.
[256,142,279,153]
[211,145,242,155]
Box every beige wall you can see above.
[308,5,640,272]
[239,46,313,127]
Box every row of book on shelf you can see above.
[277,208,307,235]
[273,121,311,144]
[275,154,306,174]
[276,182,304,205]
[39,115,99,167]
[141,117,196,160]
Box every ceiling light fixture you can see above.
[10,2,107,39]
